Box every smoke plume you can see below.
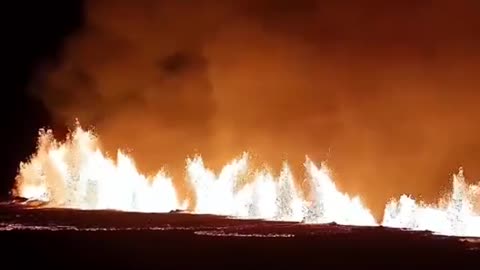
[33,0,480,217]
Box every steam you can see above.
[32,0,480,217]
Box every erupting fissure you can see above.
[13,124,480,237]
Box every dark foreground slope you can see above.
[0,204,478,268]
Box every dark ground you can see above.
[0,204,478,268]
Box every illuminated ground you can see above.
[0,202,478,267]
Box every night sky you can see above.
[3,1,480,217]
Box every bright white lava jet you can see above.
[13,124,480,237]
[383,168,480,237]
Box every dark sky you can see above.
[4,1,480,217]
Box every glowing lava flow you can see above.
[13,125,480,237]
[383,167,480,237]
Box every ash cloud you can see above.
[34,0,480,217]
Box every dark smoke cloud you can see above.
[34,0,480,217]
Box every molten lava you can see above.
[13,124,480,237]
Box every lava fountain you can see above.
[13,123,480,237]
